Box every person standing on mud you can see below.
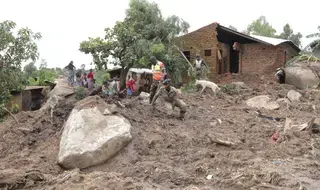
[65,61,75,87]
[87,69,94,90]
[194,54,207,80]
[149,56,166,103]
[151,79,187,120]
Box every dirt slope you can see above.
[1,76,320,190]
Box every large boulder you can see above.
[48,85,75,97]
[58,96,132,169]
[284,64,320,90]
[246,95,280,110]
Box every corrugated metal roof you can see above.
[129,68,152,74]
[250,35,290,46]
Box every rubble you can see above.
[287,90,302,102]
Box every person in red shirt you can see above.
[126,75,135,96]
[87,69,94,90]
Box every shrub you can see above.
[75,87,86,100]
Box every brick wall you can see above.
[176,23,219,79]
[241,43,287,74]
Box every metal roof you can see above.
[129,68,152,74]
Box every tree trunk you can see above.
[120,66,130,90]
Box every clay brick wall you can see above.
[241,43,287,74]
[175,23,219,80]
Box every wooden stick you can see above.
[3,107,20,127]
[207,134,236,146]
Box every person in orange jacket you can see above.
[149,56,166,103]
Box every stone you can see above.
[287,90,302,102]
[246,95,280,110]
[48,85,74,98]
[276,98,291,105]
[58,96,132,169]
[139,92,150,99]
[284,66,320,90]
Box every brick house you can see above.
[175,22,300,81]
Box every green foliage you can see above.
[286,54,320,67]
[23,62,37,77]
[95,70,110,85]
[0,20,41,118]
[278,24,302,47]
[180,81,196,93]
[79,0,190,85]
[10,103,20,114]
[75,86,86,100]
[220,84,239,95]
[306,26,320,51]
[247,16,276,37]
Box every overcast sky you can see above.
[1,0,319,69]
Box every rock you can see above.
[283,118,293,133]
[139,92,150,99]
[276,98,291,105]
[287,90,302,102]
[232,81,247,89]
[58,96,132,169]
[284,66,320,90]
[246,95,280,110]
[48,85,74,97]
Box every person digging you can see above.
[151,79,187,120]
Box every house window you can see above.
[182,51,191,61]
[204,49,212,56]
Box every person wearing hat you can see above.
[149,56,166,103]
[151,79,187,120]
[194,54,207,79]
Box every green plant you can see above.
[220,84,238,95]
[95,70,110,85]
[181,80,197,93]
[10,103,20,114]
[75,87,86,100]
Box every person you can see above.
[81,72,88,88]
[126,75,136,96]
[87,69,94,90]
[65,61,75,87]
[149,56,166,103]
[75,70,82,87]
[151,79,187,120]
[194,54,207,80]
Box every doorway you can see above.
[229,47,239,73]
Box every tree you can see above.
[228,25,238,31]
[306,26,320,51]
[39,59,48,70]
[23,62,37,77]
[247,16,277,37]
[0,20,41,116]
[278,24,302,47]
[79,0,190,86]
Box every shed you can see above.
[127,68,153,94]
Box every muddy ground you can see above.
[1,74,320,190]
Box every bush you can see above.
[75,87,86,100]
[10,103,20,114]
[181,80,197,93]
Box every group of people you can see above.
[65,61,95,90]
[64,54,208,120]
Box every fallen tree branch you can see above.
[3,107,20,127]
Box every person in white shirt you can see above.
[194,54,207,79]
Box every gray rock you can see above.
[246,95,280,110]
[58,96,132,169]
[287,90,302,102]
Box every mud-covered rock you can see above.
[287,90,302,102]
[246,95,280,110]
[58,96,132,169]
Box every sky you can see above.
[1,0,319,69]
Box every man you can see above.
[194,54,207,79]
[149,56,166,103]
[151,79,187,120]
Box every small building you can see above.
[7,86,50,111]
[175,22,300,81]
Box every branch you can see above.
[3,107,20,127]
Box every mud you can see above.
[1,75,320,190]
